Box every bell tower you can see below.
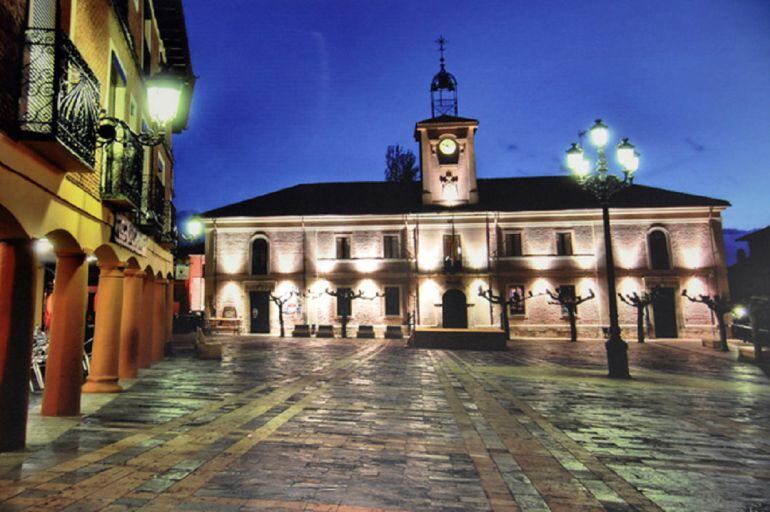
[415,37,479,207]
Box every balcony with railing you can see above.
[18,28,100,172]
[101,127,144,209]
[139,176,166,234]
[160,201,177,247]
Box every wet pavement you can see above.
[0,337,769,511]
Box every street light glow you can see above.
[589,119,609,147]
[566,143,584,171]
[185,217,204,238]
[732,305,748,319]
[146,69,184,125]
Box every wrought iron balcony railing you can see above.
[18,28,100,171]
[161,201,178,247]
[101,126,144,209]
[139,176,166,233]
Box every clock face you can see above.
[438,138,458,156]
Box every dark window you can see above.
[508,285,526,315]
[556,232,573,256]
[384,287,400,316]
[337,287,351,317]
[251,238,268,275]
[383,235,400,259]
[648,230,671,269]
[336,237,351,259]
[443,234,462,270]
[504,233,522,257]
[559,285,576,315]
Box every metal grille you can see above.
[101,128,144,208]
[18,28,100,167]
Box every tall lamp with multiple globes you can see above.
[98,67,186,147]
[565,119,640,379]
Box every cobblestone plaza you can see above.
[1,338,768,511]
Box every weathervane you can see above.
[436,36,447,70]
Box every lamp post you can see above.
[565,119,640,379]
[98,67,185,147]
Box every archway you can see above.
[442,289,468,328]
[0,205,35,451]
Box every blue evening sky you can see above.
[173,0,770,229]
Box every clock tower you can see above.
[415,37,479,207]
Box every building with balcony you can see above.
[0,0,194,451]
[202,59,730,340]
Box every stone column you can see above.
[0,239,35,451]
[82,263,124,393]
[166,277,175,343]
[152,279,168,362]
[138,274,155,368]
[42,251,88,417]
[119,268,145,379]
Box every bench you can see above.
[356,325,375,339]
[316,325,335,338]
[384,325,404,339]
[292,324,311,337]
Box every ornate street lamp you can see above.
[98,67,186,147]
[565,119,640,378]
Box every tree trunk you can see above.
[501,306,510,340]
[637,307,645,343]
[278,310,285,338]
[718,314,728,352]
[568,308,577,342]
[341,315,348,338]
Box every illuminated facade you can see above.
[202,58,729,340]
[0,0,194,450]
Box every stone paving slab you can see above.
[0,337,769,511]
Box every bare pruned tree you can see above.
[546,288,595,343]
[681,290,731,351]
[618,287,660,344]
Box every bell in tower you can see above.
[431,36,458,118]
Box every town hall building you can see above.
[201,54,730,341]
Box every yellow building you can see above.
[0,0,194,451]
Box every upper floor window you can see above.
[503,232,522,257]
[251,237,269,275]
[383,235,400,259]
[336,236,351,259]
[443,234,462,271]
[556,232,573,256]
[384,286,400,316]
[648,229,671,270]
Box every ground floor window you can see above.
[336,287,352,317]
[559,284,576,315]
[508,285,526,315]
[384,286,400,316]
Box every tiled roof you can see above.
[203,176,729,218]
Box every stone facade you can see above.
[205,206,729,340]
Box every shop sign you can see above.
[113,214,148,256]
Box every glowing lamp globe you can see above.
[616,138,638,171]
[732,305,748,319]
[146,68,184,125]
[185,217,204,239]
[575,157,591,177]
[565,143,584,171]
[589,119,609,147]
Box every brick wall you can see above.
[0,0,26,136]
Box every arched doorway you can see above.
[442,289,468,328]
